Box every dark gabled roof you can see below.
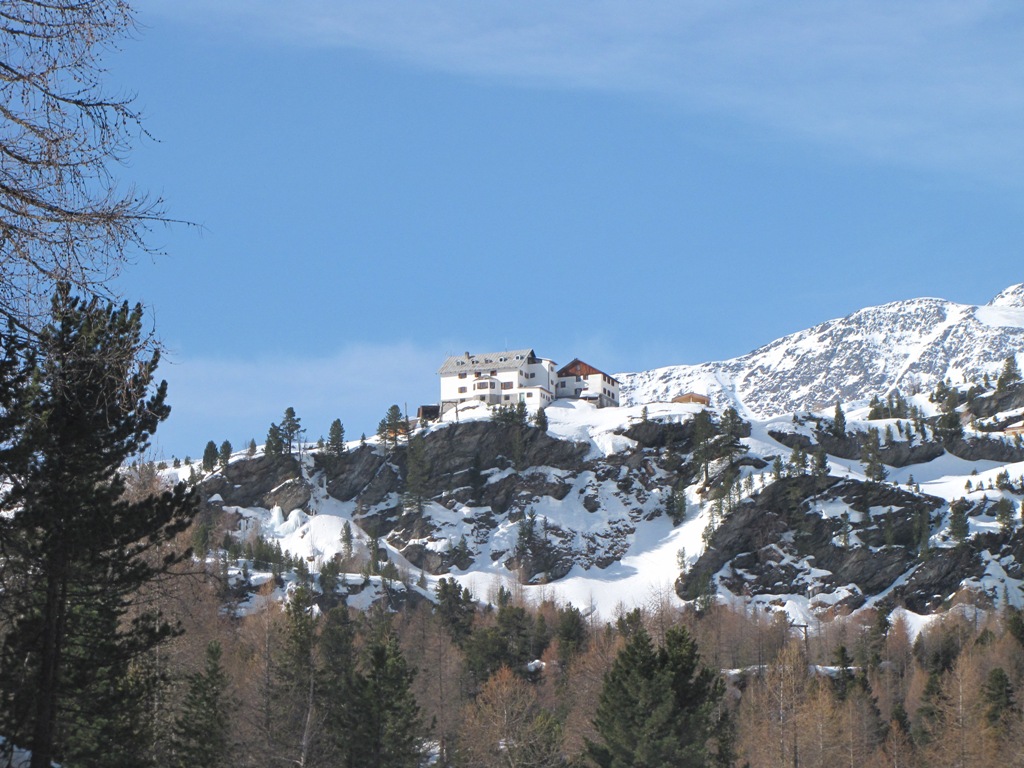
[556,358,618,384]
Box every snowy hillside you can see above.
[618,283,1024,419]
[195,378,1024,630]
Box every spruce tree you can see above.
[0,288,196,768]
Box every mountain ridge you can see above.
[618,283,1024,419]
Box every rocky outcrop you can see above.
[679,475,947,612]
[203,454,306,510]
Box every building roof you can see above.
[556,358,618,383]
[438,349,538,376]
[673,392,710,404]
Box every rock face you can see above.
[327,419,675,580]
[203,454,307,510]
[676,475,1000,614]
[620,283,1024,418]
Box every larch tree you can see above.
[0,1,166,332]
[0,288,196,768]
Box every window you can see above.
[458,386,467,393]
[501,382,513,390]
[503,395,510,401]
[475,372,482,378]
[458,372,467,379]
[527,392,533,398]
[490,370,497,376]
[476,382,489,390]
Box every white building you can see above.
[555,358,620,408]
[438,349,557,413]
[438,350,620,413]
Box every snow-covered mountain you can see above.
[183,283,1024,632]
[619,283,1024,419]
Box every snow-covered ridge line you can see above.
[617,283,1024,419]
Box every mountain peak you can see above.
[988,283,1024,308]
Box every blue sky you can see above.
[109,1,1024,459]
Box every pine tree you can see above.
[272,584,319,764]
[435,578,475,644]
[265,422,284,457]
[935,388,964,444]
[280,407,301,453]
[691,410,715,483]
[0,288,196,768]
[715,407,747,462]
[588,624,725,767]
[997,354,1021,391]
[994,497,1017,532]
[170,642,232,768]
[404,433,429,513]
[949,498,970,543]
[861,427,888,483]
[202,439,218,472]
[533,406,548,431]
[327,418,346,456]
[832,401,847,438]
[788,444,808,475]
[358,626,424,768]
[386,404,406,447]
[218,439,232,468]
[316,607,361,765]
[247,438,257,457]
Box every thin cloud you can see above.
[141,0,1024,181]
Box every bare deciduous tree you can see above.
[0,1,164,331]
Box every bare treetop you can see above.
[0,0,162,331]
